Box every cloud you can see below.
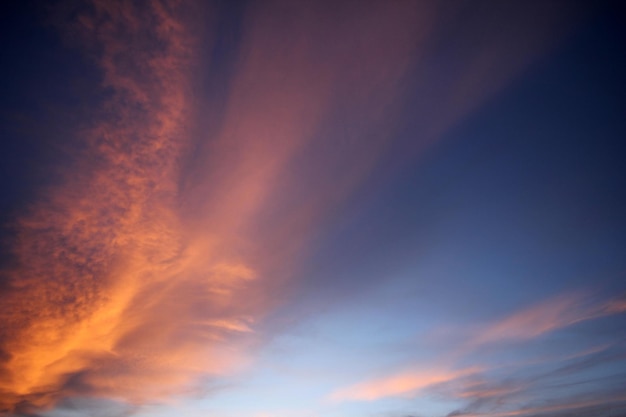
[0,0,427,414]
[329,292,626,416]
[435,321,626,417]
[469,292,626,347]
[0,0,252,412]
[0,1,598,415]
[329,367,479,402]
[363,344,626,417]
[447,395,626,417]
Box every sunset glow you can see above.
[1,1,625,417]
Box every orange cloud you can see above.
[330,291,626,405]
[0,0,243,412]
[470,292,626,347]
[329,367,479,402]
[0,0,426,413]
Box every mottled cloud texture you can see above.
[0,0,221,412]
[0,0,426,414]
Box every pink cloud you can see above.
[470,292,626,346]
[0,0,426,413]
[329,367,479,402]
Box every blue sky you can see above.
[1,1,625,417]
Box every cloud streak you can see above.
[469,291,626,347]
[330,367,479,402]
[0,0,427,414]
[329,291,626,415]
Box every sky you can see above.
[0,1,625,417]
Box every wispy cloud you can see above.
[0,0,427,414]
[329,291,626,415]
[0,1,602,416]
[439,347,626,415]
[469,292,626,347]
[329,368,479,402]
[447,393,626,417]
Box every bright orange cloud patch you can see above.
[0,0,426,413]
[0,0,251,412]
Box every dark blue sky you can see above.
[0,2,625,417]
